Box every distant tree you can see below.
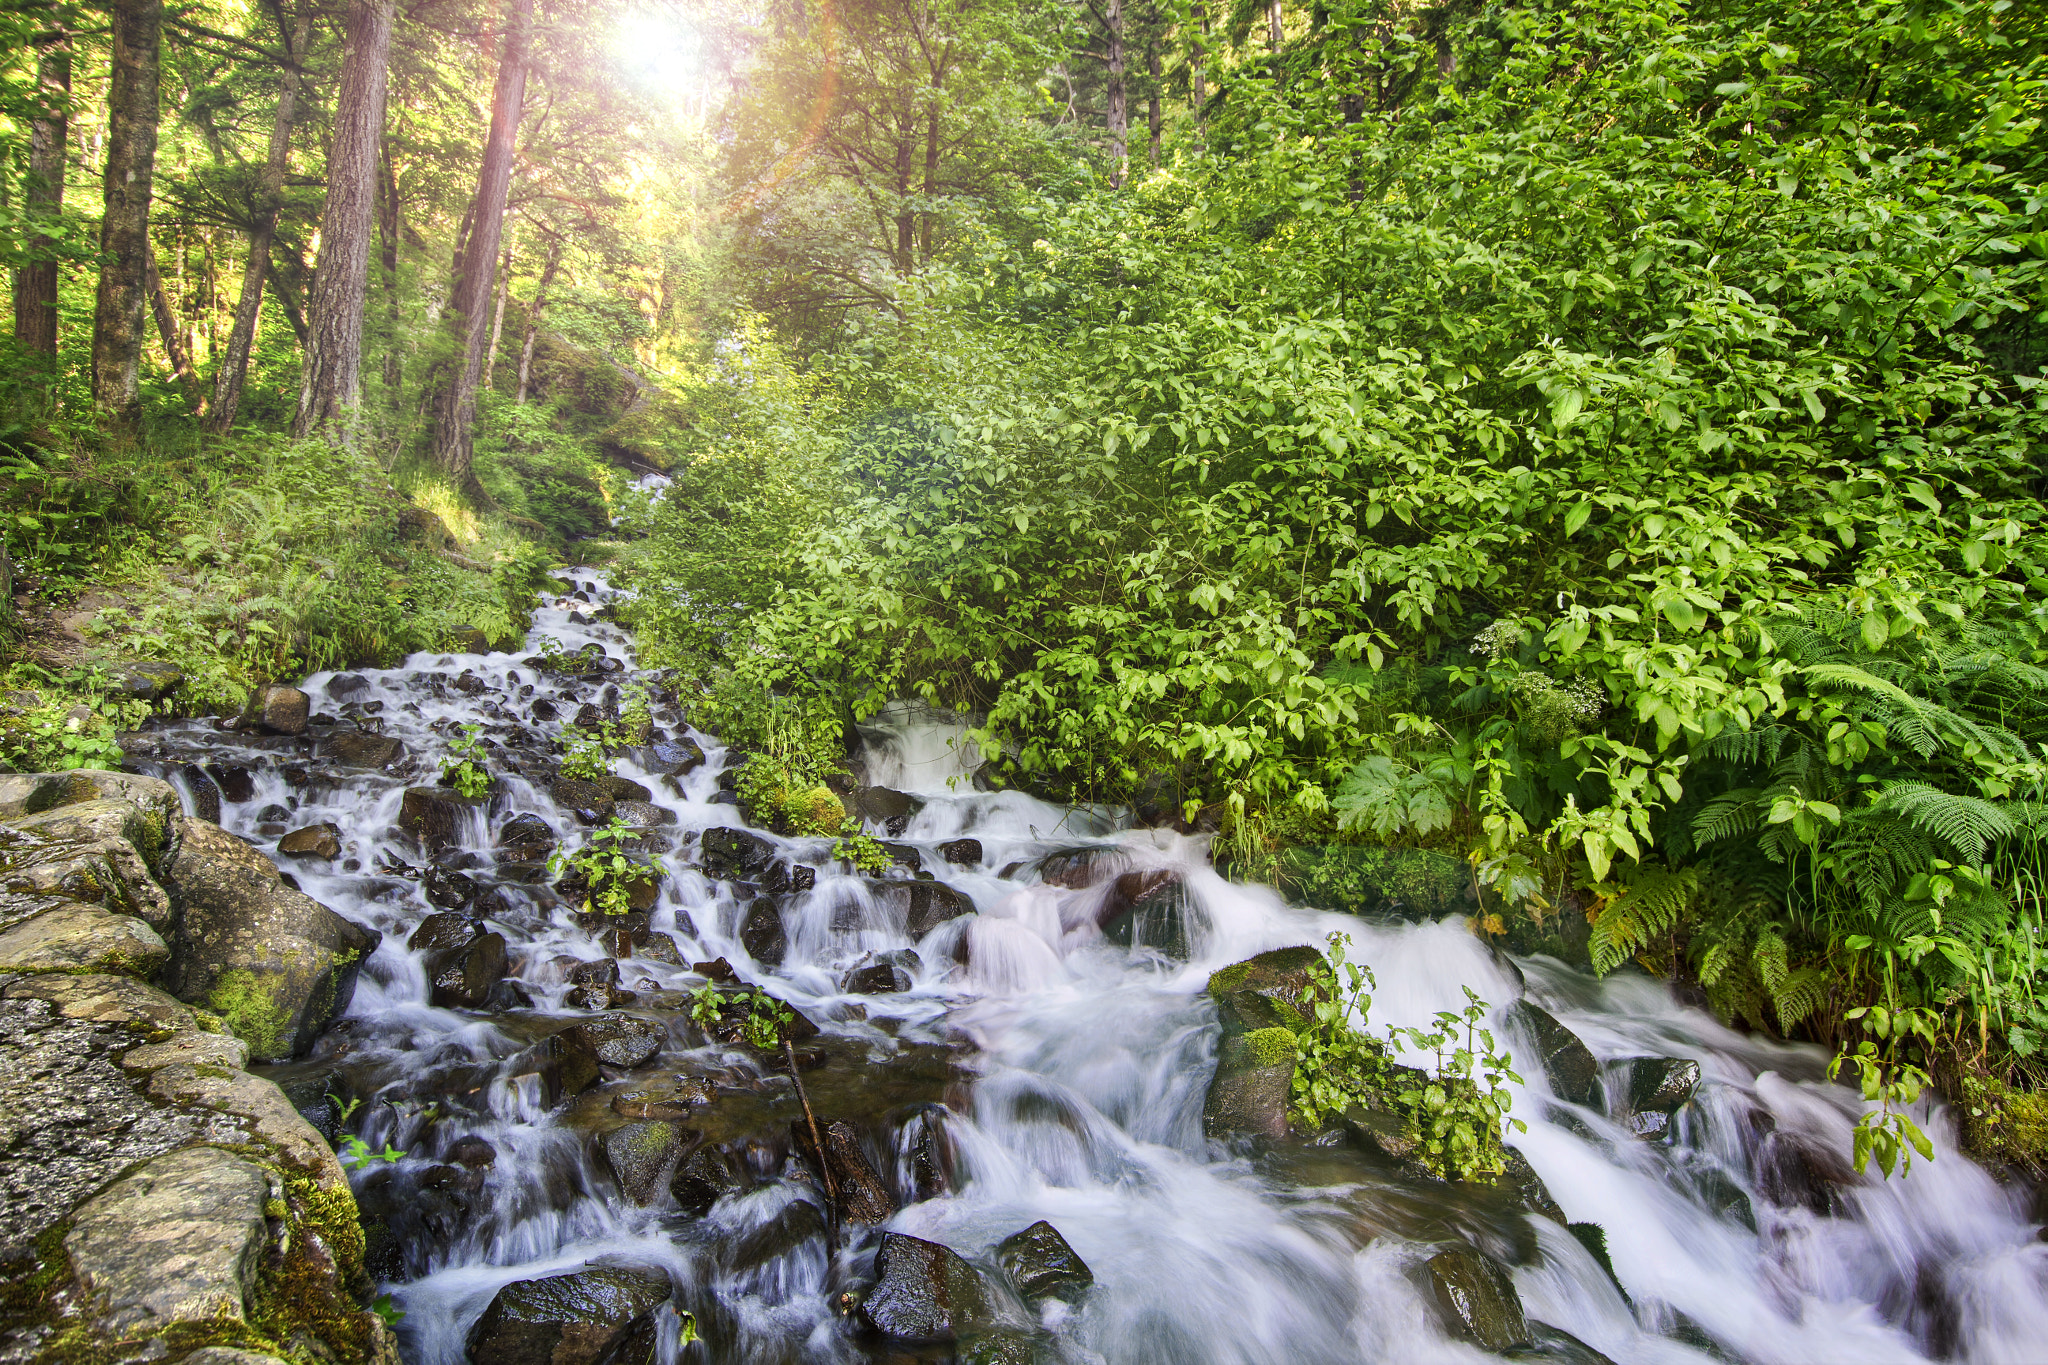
[91,0,163,436]
[12,24,72,358]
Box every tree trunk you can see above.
[13,30,72,358]
[379,133,402,403]
[428,0,533,488]
[484,241,512,387]
[293,0,394,440]
[91,0,163,436]
[1268,0,1284,77]
[144,252,199,406]
[1147,43,1162,168]
[212,0,311,432]
[1106,0,1126,188]
[268,255,309,345]
[514,234,562,406]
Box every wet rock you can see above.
[671,1144,753,1214]
[860,1232,999,1344]
[1508,1001,1601,1109]
[842,786,924,837]
[409,911,484,953]
[325,673,371,701]
[400,786,487,853]
[0,797,176,929]
[1498,1149,1568,1224]
[728,1196,829,1273]
[538,1014,668,1102]
[453,627,491,653]
[64,1145,270,1333]
[279,822,343,859]
[1566,1223,1628,1303]
[530,698,559,721]
[612,1075,712,1119]
[1099,869,1190,958]
[594,775,652,803]
[957,1332,1051,1365]
[1202,946,1322,1139]
[498,812,559,861]
[160,817,379,1061]
[464,1263,672,1365]
[860,879,976,937]
[0,770,182,831]
[800,1120,896,1224]
[1755,1129,1856,1216]
[323,731,407,770]
[428,931,509,1009]
[179,763,223,823]
[633,932,684,966]
[144,1062,349,1191]
[424,865,481,909]
[995,1221,1093,1304]
[1423,1247,1531,1352]
[239,682,310,736]
[644,739,705,776]
[741,898,787,966]
[206,764,257,805]
[939,837,983,865]
[693,956,741,983]
[845,948,922,995]
[1341,1105,1424,1166]
[1626,1056,1700,1114]
[111,660,184,702]
[550,778,616,824]
[612,800,675,828]
[911,1109,954,1200]
[181,1349,296,1365]
[698,825,778,881]
[451,1134,498,1167]
[1513,1324,1622,1364]
[601,1121,685,1203]
[0,904,168,976]
[254,803,291,825]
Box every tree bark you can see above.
[293,0,394,440]
[144,252,199,406]
[1106,0,1127,188]
[378,133,402,403]
[513,234,562,405]
[91,0,163,436]
[212,0,311,432]
[1268,0,1284,77]
[1147,42,1162,168]
[13,30,72,358]
[484,241,512,387]
[428,0,533,487]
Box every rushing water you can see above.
[131,571,2048,1365]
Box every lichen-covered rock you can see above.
[240,682,310,735]
[549,778,616,825]
[464,1263,672,1365]
[1422,1247,1530,1353]
[0,903,168,976]
[160,816,379,1061]
[0,770,183,839]
[600,1121,684,1204]
[64,1145,270,1333]
[0,796,175,928]
[3,971,200,1035]
[859,1233,1000,1344]
[146,1061,350,1192]
[118,1031,250,1073]
[995,1221,1093,1305]
[1508,1000,1602,1110]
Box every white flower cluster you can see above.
[1471,619,1525,662]
[1513,673,1606,741]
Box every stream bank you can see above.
[3,570,2046,1365]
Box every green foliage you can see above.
[1288,932,1389,1130]
[547,819,654,916]
[832,824,892,874]
[688,980,794,1048]
[1828,1004,1940,1179]
[1385,989,1528,1182]
[437,723,492,798]
[558,727,617,783]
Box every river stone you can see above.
[860,1232,999,1343]
[410,911,485,952]
[670,1144,751,1214]
[697,825,778,880]
[146,1061,350,1192]
[593,775,652,803]
[550,778,616,824]
[1203,1027,1298,1139]
[611,1075,711,1119]
[4,971,199,1035]
[940,837,983,865]
[325,673,372,700]
[811,1120,895,1224]
[643,739,704,776]
[612,800,675,828]
[600,1121,684,1203]
[110,660,184,702]
[1,797,176,928]
[0,770,183,836]
[740,898,786,966]
[957,1332,1052,1365]
[995,1221,1093,1304]
[210,765,259,805]
[1099,870,1190,959]
[428,931,509,1008]
[846,948,918,994]
[425,865,481,909]
[179,763,224,823]
[400,786,488,853]
[240,682,310,735]
[536,1014,668,1102]
[160,816,379,1061]
[1626,1056,1701,1113]
[1509,1000,1602,1109]
[856,879,975,937]
[841,786,924,836]
[64,1145,270,1333]
[279,822,343,859]
[1423,1247,1530,1352]
[323,731,407,770]
[0,903,168,976]
[119,1030,250,1073]
[466,1264,671,1365]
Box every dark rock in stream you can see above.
[698,826,779,881]
[239,682,310,736]
[409,911,483,953]
[208,763,257,804]
[593,774,653,803]
[841,785,923,836]
[642,738,704,776]
[427,931,508,1009]
[670,1144,754,1214]
[400,786,487,853]
[178,763,222,823]
[612,799,675,828]
[325,673,371,701]
[465,1263,672,1365]
[536,1014,668,1103]
[1202,946,1322,1139]
[1099,869,1189,958]
[550,778,616,824]
[278,822,342,859]
[845,948,921,994]
[995,1221,1093,1305]
[740,898,787,966]
[1625,1056,1700,1117]
[860,1232,1001,1344]
[1507,1000,1601,1109]
[600,1120,686,1203]
[1423,1247,1531,1352]
[940,837,983,865]
[322,731,406,769]
[793,1120,895,1224]
[424,865,481,909]
[498,811,559,859]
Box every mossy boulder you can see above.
[0,796,176,929]
[0,903,169,975]
[1202,946,1326,1139]
[159,816,380,1061]
[465,1263,672,1365]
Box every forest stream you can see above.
[114,570,2048,1365]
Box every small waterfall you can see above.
[127,571,2048,1365]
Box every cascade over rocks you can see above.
[465,1264,672,1365]
[995,1221,1093,1305]
[400,786,487,853]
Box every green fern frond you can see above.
[1692,789,1763,846]
[1871,781,2015,863]
[1771,967,1830,1032]
[1752,928,1788,994]
[1590,865,1700,975]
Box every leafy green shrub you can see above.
[437,723,492,798]
[548,819,655,916]
[1386,989,1527,1181]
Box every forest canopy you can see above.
[4,0,2048,1159]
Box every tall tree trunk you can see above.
[90,0,163,436]
[428,0,533,489]
[484,241,512,386]
[1268,0,1284,77]
[13,30,72,358]
[268,255,309,345]
[1190,0,1207,145]
[293,0,394,440]
[378,133,402,403]
[144,252,199,406]
[1147,43,1162,168]
[514,234,562,406]
[892,116,915,274]
[1106,0,1127,188]
[212,0,310,432]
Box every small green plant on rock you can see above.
[549,818,653,916]
[559,726,616,782]
[833,821,892,874]
[1289,932,1391,1129]
[1830,1001,1939,1178]
[1386,986,1526,1181]
[687,980,793,1048]
[437,722,492,797]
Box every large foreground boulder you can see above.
[465,1263,671,1365]
[160,816,379,1061]
[1421,1247,1531,1352]
[1202,946,1323,1139]
[0,796,176,930]
[860,1233,1001,1343]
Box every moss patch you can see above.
[203,969,291,1059]
[1961,1074,2048,1176]
[1245,1027,1299,1067]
